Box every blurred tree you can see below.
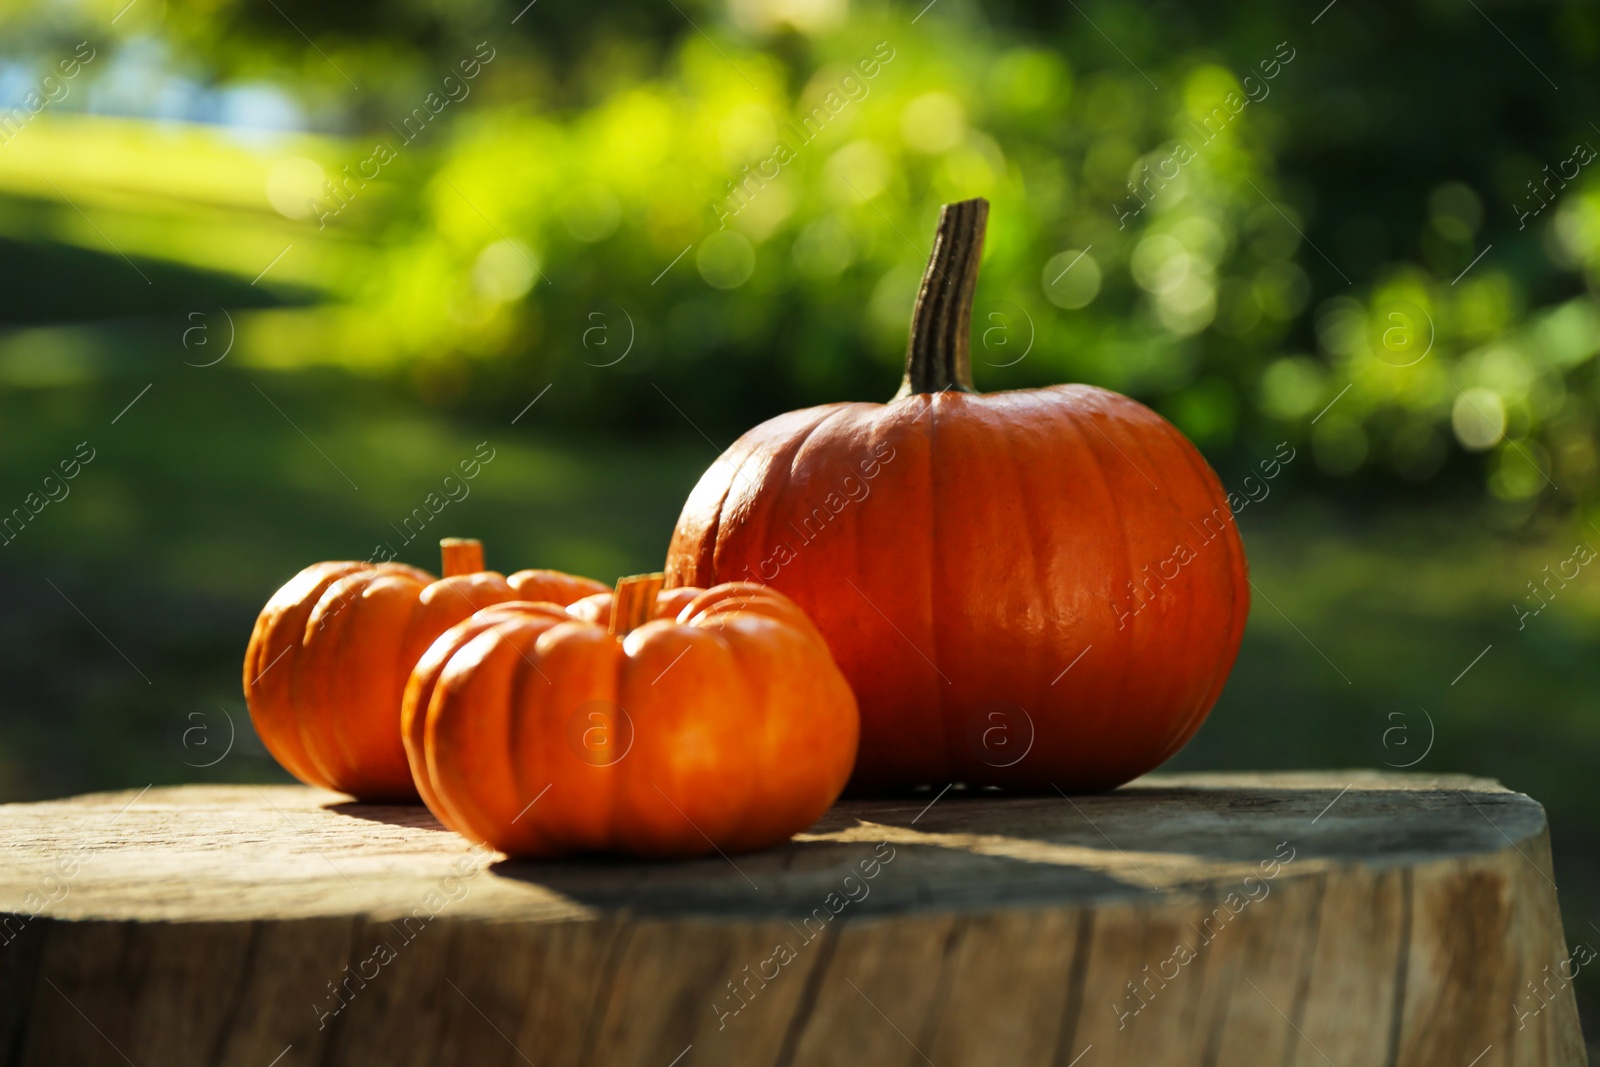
[1,0,1599,517]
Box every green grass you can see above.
[0,360,714,797]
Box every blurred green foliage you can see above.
[2,0,1600,515]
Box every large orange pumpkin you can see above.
[243,539,608,800]
[404,575,859,857]
[666,199,1250,792]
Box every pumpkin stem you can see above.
[440,538,484,578]
[610,573,665,636]
[895,197,988,399]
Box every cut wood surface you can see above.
[0,771,1585,1066]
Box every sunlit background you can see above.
[3,0,1599,1043]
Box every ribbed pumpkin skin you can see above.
[564,586,703,627]
[244,562,608,801]
[664,384,1250,793]
[400,585,696,818]
[507,569,611,606]
[405,584,859,858]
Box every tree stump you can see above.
[0,771,1585,1066]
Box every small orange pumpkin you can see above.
[243,539,608,800]
[404,574,859,857]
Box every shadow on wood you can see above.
[0,771,1585,1066]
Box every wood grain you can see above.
[0,771,1585,1066]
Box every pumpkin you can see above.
[243,538,609,800]
[403,574,859,857]
[564,585,704,627]
[665,198,1250,792]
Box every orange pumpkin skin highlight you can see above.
[406,581,860,857]
[507,569,610,606]
[664,201,1249,793]
[564,585,703,627]
[244,540,606,801]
